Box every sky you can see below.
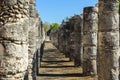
[36,0,98,24]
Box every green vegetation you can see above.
[43,22,60,33]
[50,23,60,32]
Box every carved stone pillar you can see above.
[0,0,29,79]
[98,0,119,80]
[28,0,40,79]
[73,15,83,67]
[83,6,98,77]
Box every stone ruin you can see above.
[0,0,119,80]
[83,6,98,77]
[0,0,45,80]
[50,14,83,67]
[50,0,119,80]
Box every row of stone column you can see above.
[50,15,83,67]
[50,0,119,79]
[0,0,45,80]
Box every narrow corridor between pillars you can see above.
[36,37,95,80]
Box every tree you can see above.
[61,20,65,24]
[61,16,70,24]
[50,23,60,32]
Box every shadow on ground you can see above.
[38,73,85,77]
[37,40,94,80]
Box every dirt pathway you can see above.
[37,41,94,80]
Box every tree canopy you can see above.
[50,23,60,32]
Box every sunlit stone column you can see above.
[0,0,29,79]
[98,0,119,80]
[83,6,98,77]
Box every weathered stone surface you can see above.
[0,0,45,80]
[28,2,45,79]
[28,18,39,80]
[50,14,83,67]
[98,0,119,80]
[0,0,29,26]
[50,31,59,48]
[4,0,18,6]
[67,15,83,66]
[0,43,5,56]
[83,6,98,77]
[0,19,29,42]
[30,0,36,4]
[83,32,97,46]
[83,46,97,74]
[29,5,36,17]
[99,32,119,48]
[0,0,29,79]
[0,42,28,79]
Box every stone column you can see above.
[28,0,40,79]
[35,16,42,76]
[119,16,120,79]
[39,21,45,68]
[0,0,29,79]
[62,24,68,56]
[69,19,75,61]
[58,28,64,52]
[98,0,119,80]
[73,15,83,67]
[64,22,71,58]
[83,6,98,77]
